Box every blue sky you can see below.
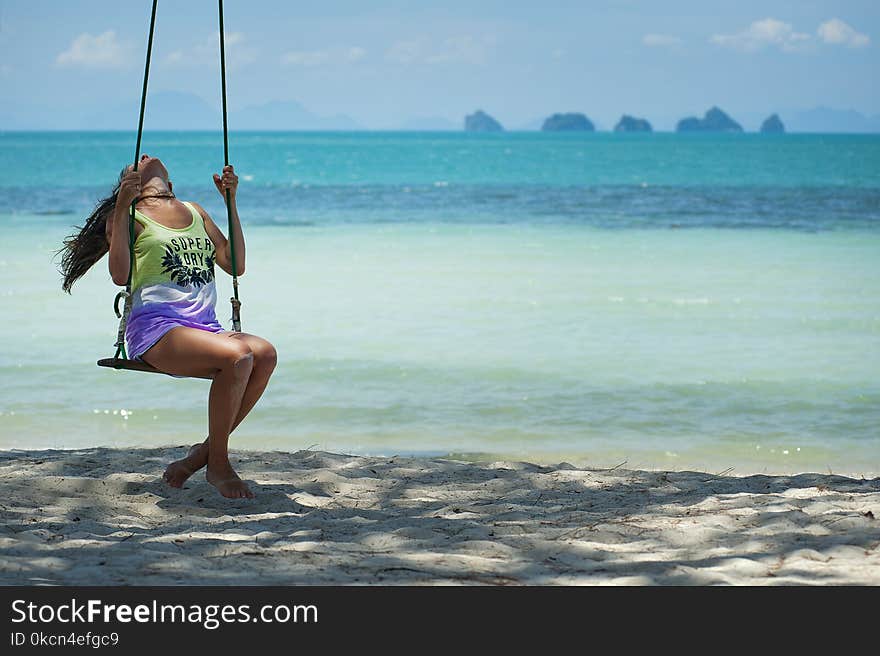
[1,0,878,129]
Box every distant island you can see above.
[676,107,743,133]
[614,115,652,132]
[760,114,785,133]
[542,113,594,131]
[465,110,504,132]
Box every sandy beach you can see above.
[0,446,877,585]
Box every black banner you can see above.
[0,586,868,650]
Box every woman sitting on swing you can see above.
[60,154,276,499]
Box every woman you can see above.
[60,154,276,499]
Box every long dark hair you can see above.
[59,168,126,293]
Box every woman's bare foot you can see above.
[206,460,254,499]
[163,441,208,488]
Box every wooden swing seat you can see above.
[97,358,213,380]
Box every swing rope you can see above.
[102,0,241,374]
[219,0,242,332]
[112,0,158,360]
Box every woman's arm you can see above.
[107,169,142,286]
[193,165,245,276]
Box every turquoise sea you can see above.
[1,131,878,475]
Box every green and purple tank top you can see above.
[126,201,224,358]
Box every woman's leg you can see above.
[142,327,258,498]
[226,333,278,428]
[161,332,277,489]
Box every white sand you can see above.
[0,447,877,585]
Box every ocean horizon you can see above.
[1,130,878,476]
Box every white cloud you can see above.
[281,50,330,67]
[164,32,256,69]
[818,18,869,48]
[551,48,565,59]
[711,18,811,53]
[281,46,367,67]
[385,40,423,64]
[386,36,494,65]
[56,31,130,69]
[427,36,492,64]
[346,47,367,62]
[642,34,682,47]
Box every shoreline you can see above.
[1,446,878,585]
[2,443,875,485]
